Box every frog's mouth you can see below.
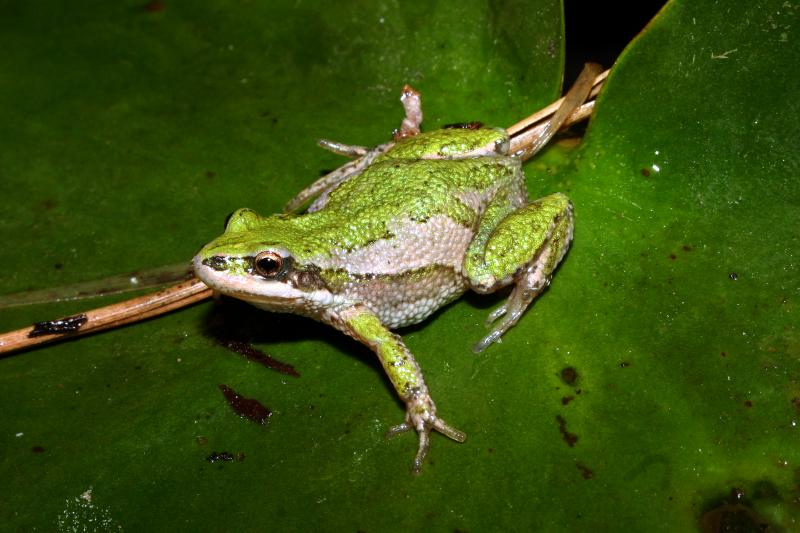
[192,254,305,305]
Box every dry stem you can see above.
[0,279,212,355]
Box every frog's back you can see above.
[288,128,524,327]
[325,154,519,227]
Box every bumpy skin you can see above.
[194,112,573,473]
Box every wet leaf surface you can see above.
[1,0,799,530]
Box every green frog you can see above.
[194,85,575,472]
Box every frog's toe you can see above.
[474,299,514,352]
[474,303,528,353]
[317,138,368,158]
[474,277,546,352]
[484,303,508,326]
[387,396,466,473]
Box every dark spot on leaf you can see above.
[682,245,692,252]
[744,400,753,408]
[206,451,233,463]
[720,352,727,357]
[196,436,208,446]
[669,253,677,260]
[206,451,245,463]
[218,384,272,425]
[144,0,165,12]
[791,397,800,414]
[640,168,651,177]
[39,198,57,210]
[31,445,45,454]
[619,361,630,368]
[576,463,594,479]
[729,272,738,281]
[560,367,578,385]
[556,415,578,447]
[219,338,300,377]
[53,262,63,270]
[752,480,779,500]
[698,489,772,532]
[205,170,216,179]
[562,395,574,406]
[173,335,187,345]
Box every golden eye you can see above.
[254,251,284,278]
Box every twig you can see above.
[507,67,607,160]
[0,278,212,355]
[506,68,608,136]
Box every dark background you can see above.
[564,1,668,84]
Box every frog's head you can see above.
[193,208,332,310]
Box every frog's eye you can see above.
[254,251,286,278]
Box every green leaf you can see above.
[3,0,799,529]
[553,0,800,528]
[0,1,565,530]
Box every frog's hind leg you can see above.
[464,192,574,353]
[336,305,466,473]
[284,84,425,213]
[394,84,422,139]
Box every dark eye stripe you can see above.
[202,256,228,271]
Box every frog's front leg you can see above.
[334,305,466,473]
[464,191,574,353]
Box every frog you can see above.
[193,84,576,473]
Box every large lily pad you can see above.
[551,0,800,528]
[1,0,798,530]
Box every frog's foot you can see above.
[386,394,466,473]
[317,139,369,158]
[394,84,422,139]
[473,263,551,353]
